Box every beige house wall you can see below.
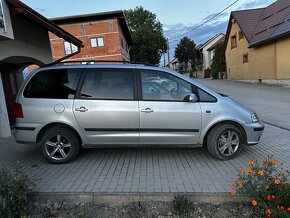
[225,21,276,80]
[276,37,290,79]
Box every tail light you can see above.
[15,103,24,118]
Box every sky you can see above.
[21,0,277,59]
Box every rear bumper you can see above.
[244,122,264,145]
[13,124,39,144]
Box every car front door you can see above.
[138,69,202,145]
[73,67,139,145]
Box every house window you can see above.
[239,31,244,40]
[243,53,248,63]
[90,37,104,48]
[64,41,78,55]
[231,35,237,49]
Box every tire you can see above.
[207,124,243,160]
[40,127,81,164]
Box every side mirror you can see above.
[184,93,198,103]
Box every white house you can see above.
[198,33,225,70]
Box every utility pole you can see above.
[167,38,170,69]
[163,46,166,67]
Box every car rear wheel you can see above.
[207,124,243,160]
[40,127,80,164]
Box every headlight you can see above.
[251,113,259,123]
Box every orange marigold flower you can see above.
[262,159,266,163]
[238,182,243,189]
[281,171,286,175]
[230,190,237,195]
[287,207,290,212]
[277,205,285,210]
[252,200,258,206]
[248,161,254,166]
[258,171,264,176]
[271,195,276,200]
[266,208,271,218]
[246,168,254,174]
[230,181,235,187]
[275,179,281,185]
[239,168,245,173]
[269,159,277,165]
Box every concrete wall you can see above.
[0,13,53,138]
[0,72,10,138]
[225,21,276,80]
[0,15,52,64]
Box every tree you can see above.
[124,7,167,65]
[211,43,226,79]
[174,37,197,72]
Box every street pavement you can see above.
[0,79,289,194]
[196,79,290,130]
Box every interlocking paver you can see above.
[0,124,290,193]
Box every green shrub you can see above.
[230,156,290,217]
[0,162,37,217]
[172,195,195,217]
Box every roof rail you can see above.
[42,60,158,67]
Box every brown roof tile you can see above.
[230,0,290,48]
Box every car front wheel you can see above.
[40,127,81,164]
[207,124,243,160]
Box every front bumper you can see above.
[244,121,264,145]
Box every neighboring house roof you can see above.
[207,35,225,51]
[5,0,83,48]
[51,10,132,45]
[198,33,224,51]
[225,0,290,48]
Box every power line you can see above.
[168,0,240,44]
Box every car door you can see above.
[73,67,139,145]
[138,69,202,144]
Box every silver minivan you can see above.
[14,63,264,163]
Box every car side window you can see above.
[140,70,193,101]
[198,88,217,102]
[80,68,134,100]
[23,68,81,99]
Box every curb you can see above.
[30,192,248,205]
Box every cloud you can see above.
[163,0,277,61]
[164,21,228,59]
[236,0,276,10]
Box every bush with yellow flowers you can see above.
[230,156,290,218]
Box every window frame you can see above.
[243,53,249,63]
[75,68,137,101]
[137,69,200,103]
[23,68,83,99]
[231,35,237,49]
[90,37,104,48]
[63,41,78,55]
[238,31,244,40]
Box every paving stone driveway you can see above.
[0,124,289,193]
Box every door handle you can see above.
[75,107,88,112]
[141,108,154,113]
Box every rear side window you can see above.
[80,68,134,100]
[23,69,81,99]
